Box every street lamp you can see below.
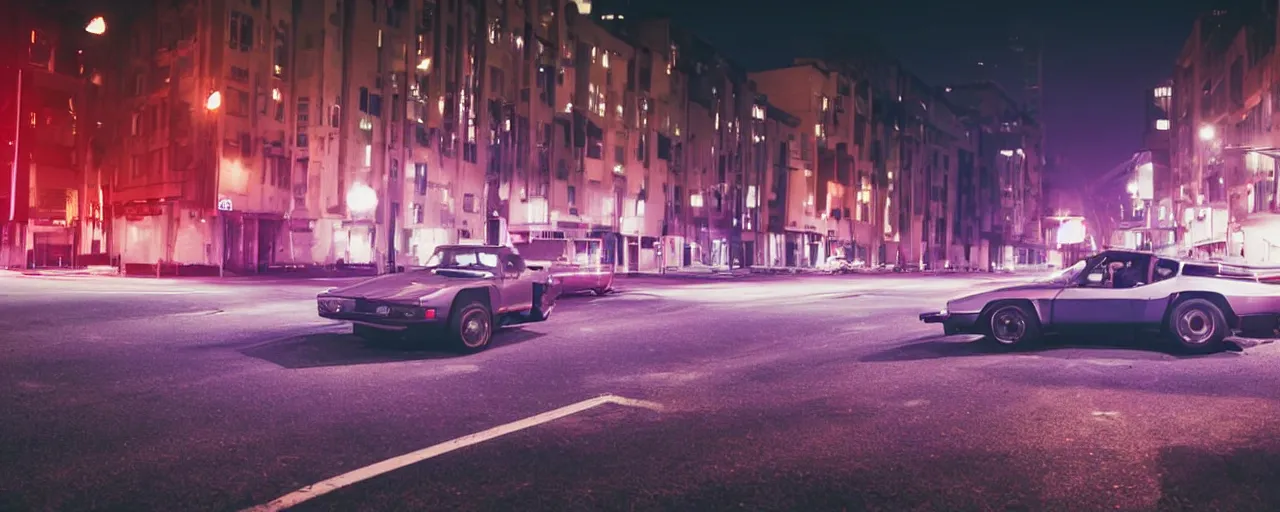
[84,16,106,35]
[205,91,222,111]
[347,182,378,215]
[1199,124,1216,142]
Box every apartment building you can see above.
[943,82,1046,270]
[0,4,111,268]
[1170,4,1280,263]
[757,100,820,267]
[751,60,877,266]
[98,1,1053,275]
[108,0,297,274]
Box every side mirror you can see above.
[1086,272,1103,284]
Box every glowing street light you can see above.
[1199,124,1216,142]
[84,16,106,35]
[205,91,222,111]
[347,183,379,215]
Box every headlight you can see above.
[940,308,948,316]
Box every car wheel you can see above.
[593,287,610,296]
[530,284,556,321]
[984,303,1041,348]
[1167,298,1227,353]
[449,301,494,353]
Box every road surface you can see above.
[2,272,1279,511]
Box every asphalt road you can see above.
[3,272,1280,511]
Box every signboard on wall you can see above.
[121,203,163,217]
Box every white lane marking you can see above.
[242,394,663,512]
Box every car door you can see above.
[1051,255,1154,324]
[500,253,535,312]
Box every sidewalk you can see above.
[5,266,121,278]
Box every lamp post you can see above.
[203,91,223,276]
[1198,124,1234,259]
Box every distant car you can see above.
[919,249,1280,352]
[318,245,559,353]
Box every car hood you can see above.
[323,270,490,303]
[946,281,1063,310]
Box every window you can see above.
[462,193,478,213]
[1083,253,1153,289]
[227,88,250,117]
[412,203,424,224]
[229,12,253,52]
[390,159,399,179]
[296,98,310,147]
[567,186,576,206]
[359,87,370,113]
[1155,119,1170,131]
[1153,258,1179,282]
[273,28,288,78]
[414,163,428,194]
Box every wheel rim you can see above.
[1176,308,1213,344]
[460,309,491,348]
[991,307,1027,345]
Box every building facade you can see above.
[943,82,1046,270]
[751,60,876,267]
[93,1,1049,274]
[1170,4,1279,263]
[1,3,111,269]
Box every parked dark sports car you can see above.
[318,244,560,353]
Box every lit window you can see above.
[364,144,372,166]
[1155,119,1170,131]
[689,194,704,208]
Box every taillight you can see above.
[424,308,437,320]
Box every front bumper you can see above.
[919,310,981,332]
[919,310,949,323]
[318,297,443,329]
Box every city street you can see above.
[3,272,1280,511]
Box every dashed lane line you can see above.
[241,394,664,512]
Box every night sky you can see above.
[603,0,1220,183]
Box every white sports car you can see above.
[919,250,1280,352]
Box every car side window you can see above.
[1153,259,1179,282]
[503,254,526,274]
[1082,255,1152,289]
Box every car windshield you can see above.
[1036,259,1087,284]
[423,248,501,270]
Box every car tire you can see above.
[529,283,556,322]
[982,302,1041,348]
[449,301,494,354]
[1166,298,1227,353]
[593,287,610,296]
[353,324,401,343]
